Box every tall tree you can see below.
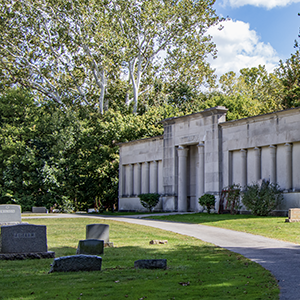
[0,0,122,113]
[0,0,220,113]
[112,0,220,112]
[276,13,300,109]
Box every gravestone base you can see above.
[0,251,55,260]
[104,242,114,247]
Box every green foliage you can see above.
[221,184,242,215]
[199,194,215,214]
[242,180,283,216]
[138,193,160,212]
[276,50,300,108]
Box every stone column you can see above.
[133,163,141,196]
[269,145,276,183]
[254,147,261,182]
[240,149,247,188]
[285,143,292,191]
[178,146,189,212]
[151,160,158,193]
[128,164,133,196]
[142,162,149,194]
[196,143,205,211]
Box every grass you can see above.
[145,213,300,244]
[0,217,279,299]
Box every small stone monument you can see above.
[86,224,109,242]
[49,255,102,273]
[76,239,104,255]
[0,224,55,260]
[32,207,48,213]
[0,204,21,225]
[86,224,113,247]
[285,208,300,222]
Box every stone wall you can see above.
[118,136,164,211]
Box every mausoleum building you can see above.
[118,106,300,214]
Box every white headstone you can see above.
[0,205,21,224]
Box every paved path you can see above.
[23,214,300,300]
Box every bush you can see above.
[138,193,160,212]
[199,194,215,214]
[242,180,283,216]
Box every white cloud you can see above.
[221,0,300,9]
[207,20,280,78]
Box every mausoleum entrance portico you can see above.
[177,143,205,212]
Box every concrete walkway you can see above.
[23,213,300,300]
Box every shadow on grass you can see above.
[49,246,77,257]
[144,213,284,224]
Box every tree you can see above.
[112,0,220,112]
[275,12,300,109]
[276,51,300,108]
[0,0,220,113]
[0,0,122,113]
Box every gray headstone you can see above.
[134,259,167,269]
[32,207,47,213]
[49,255,102,273]
[0,205,21,224]
[86,224,109,243]
[1,224,47,253]
[76,239,104,255]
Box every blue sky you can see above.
[208,0,300,78]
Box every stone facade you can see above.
[118,106,300,213]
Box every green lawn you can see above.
[145,213,300,244]
[0,218,279,299]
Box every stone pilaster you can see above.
[240,149,247,188]
[134,163,141,196]
[151,161,158,193]
[269,145,276,183]
[285,143,292,191]
[254,147,261,182]
[142,162,149,194]
[177,146,189,212]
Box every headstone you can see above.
[1,224,47,253]
[76,239,104,255]
[86,224,109,243]
[49,255,102,273]
[285,208,300,222]
[134,259,167,270]
[0,205,21,224]
[32,207,48,213]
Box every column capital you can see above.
[178,146,189,157]
[254,146,260,151]
[197,142,205,148]
[269,145,276,148]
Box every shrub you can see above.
[138,193,160,212]
[242,180,283,216]
[199,194,215,214]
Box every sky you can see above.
[207,0,300,78]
